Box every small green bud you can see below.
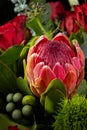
[22,105,33,117]
[6,93,14,102]
[6,102,15,112]
[12,109,22,120]
[13,92,22,103]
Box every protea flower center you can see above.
[26,33,85,97]
[37,41,75,68]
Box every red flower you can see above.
[74,3,87,31]
[61,11,79,35]
[49,2,65,21]
[0,15,31,50]
[8,125,20,130]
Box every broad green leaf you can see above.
[40,79,66,113]
[16,77,32,95]
[45,79,66,96]
[76,79,87,95]
[45,89,64,114]
[27,18,44,36]
[0,114,31,130]
[0,45,24,66]
[0,61,18,95]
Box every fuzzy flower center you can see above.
[37,41,75,69]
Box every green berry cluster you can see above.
[6,92,36,125]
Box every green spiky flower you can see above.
[53,94,87,130]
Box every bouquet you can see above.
[0,0,87,130]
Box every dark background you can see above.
[0,0,85,25]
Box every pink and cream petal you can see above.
[64,63,77,95]
[34,77,47,96]
[28,35,48,56]
[52,32,72,48]
[30,83,40,97]
[72,57,81,74]
[73,41,85,66]
[33,62,44,79]
[39,65,56,87]
[76,68,84,86]
[53,62,66,81]
[26,53,39,82]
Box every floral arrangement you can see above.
[0,0,87,130]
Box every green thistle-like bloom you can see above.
[53,94,87,130]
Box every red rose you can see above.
[74,3,87,31]
[61,11,79,35]
[8,125,20,130]
[0,15,31,50]
[49,2,65,21]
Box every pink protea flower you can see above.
[26,33,85,97]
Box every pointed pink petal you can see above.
[32,66,56,95]
[64,63,77,95]
[53,62,65,81]
[33,62,44,79]
[26,53,40,83]
[40,65,56,87]
[72,57,81,73]
[76,68,84,86]
[73,41,85,66]
[28,35,48,56]
[52,33,72,48]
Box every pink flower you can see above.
[49,2,65,21]
[0,15,31,50]
[26,33,85,97]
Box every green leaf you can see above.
[0,114,31,130]
[45,79,66,96]
[40,79,66,114]
[76,79,87,95]
[0,61,18,95]
[0,45,24,66]
[16,77,32,95]
[45,89,64,114]
[27,18,44,36]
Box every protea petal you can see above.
[76,68,84,86]
[53,32,72,48]
[39,65,56,87]
[28,35,48,56]
[64,63,77,95]
[73,40,85,66]
[72,57,81,73]
[26,53,40,83]
[53,62,65,81]
[33,62,44,79]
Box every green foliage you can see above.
[76,79,87,95]
[40,79,66,114]
[53,94,87,130]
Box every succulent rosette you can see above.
[26,33,85,98]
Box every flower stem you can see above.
[36,17,49,38]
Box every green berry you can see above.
[6,93,13,102]
[12,109,22,120]
[13,92,22,103]
[6,102,15,112]
[22,95,36,106]
[22,105,33,117]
